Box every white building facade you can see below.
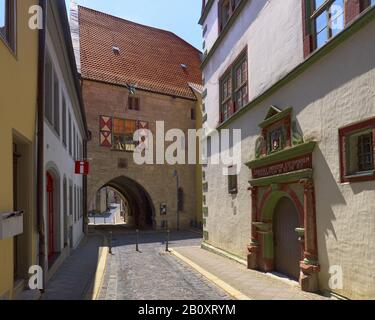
[42,0,87,278]
[200,0,375,299]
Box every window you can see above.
[128,96,140,111]
[234,55,248,110]
[339,118,375,182]
[69,181,73,216]
[53,75,60,135]
[73,126,76,159]
[45,56,53,125]
[358,133,373,171]
[219,50,248,123]
[0,0,16,51]
[45,55,61,135]
[361,0,375,10]
[68,113,72,155]
[191,108,196,120]
[74,185,77,222]
[346,131,374,174]
[75,133,78,160]
[219,0,242,32]
[228,166,238,194]
[311,0,344,49]
[220,74,232,122]
[219,0,231,31]
[113,118,137,152]
[62,98,67,147]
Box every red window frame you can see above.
[339,118,375,183]
[219,48,248,124]
[301,0,373,58]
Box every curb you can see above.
[201,242,247,266]
[84,236,109,300]
[169,249,251,300]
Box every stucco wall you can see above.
[203,0,303,131]
[44,31,85,255]
[0,0,39,299]
[204,18,375,299]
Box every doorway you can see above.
[47,172,55,258]
[273,197,301,280]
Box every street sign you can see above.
[75,161,89,175]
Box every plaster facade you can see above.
[201,0,375,299]
[0,0,39,300]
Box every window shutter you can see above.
[345,0,361,25]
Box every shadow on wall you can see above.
[235,17,375,144]
[313,147,346,291]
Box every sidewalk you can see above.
[171,246,331,300]
[40,234,104,300]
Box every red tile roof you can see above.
[78,6,202,100]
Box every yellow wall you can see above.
[0,0,39,299]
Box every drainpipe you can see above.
[36,0,47,293]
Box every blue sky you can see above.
[65,0,203,50]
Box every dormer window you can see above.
[112,46,120,54]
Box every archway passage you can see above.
[92,176,155,229]
[273,197,301,280]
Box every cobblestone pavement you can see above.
[97,231,231,300]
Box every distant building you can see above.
[200,0,375,299]
[72,6,202,230]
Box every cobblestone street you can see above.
[97,231,230,300]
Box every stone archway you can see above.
[91,176,155,229]
[247,180,320,292]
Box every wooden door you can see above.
[47,172,55,258]
[273,197,301,280]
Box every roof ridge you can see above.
[78,5,200,52]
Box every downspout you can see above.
[36,0,47,293]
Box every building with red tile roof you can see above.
[78,6,202,100]
[71,4,204,231]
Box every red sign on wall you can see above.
[75,161,90,175]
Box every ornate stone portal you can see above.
[246,106,320,292]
